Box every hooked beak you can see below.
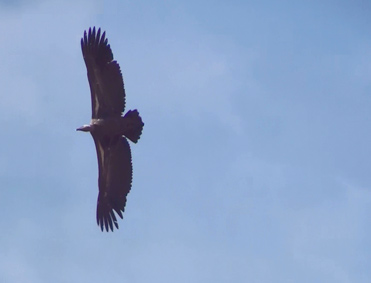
[76,125,91,132]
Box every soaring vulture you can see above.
[77,27,144,232]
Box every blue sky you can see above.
[0,0,370,282]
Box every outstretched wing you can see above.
[81,27,125,119]
[92,134,133,232]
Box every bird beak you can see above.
[76,125,91,132]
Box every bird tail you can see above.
[122,109,144,143]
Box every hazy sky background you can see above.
[1,0,371,282]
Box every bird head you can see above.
[76,125,92,132]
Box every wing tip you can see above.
[82,26,107,47]
[81,26,113,63]
[96,193,127,232]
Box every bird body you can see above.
[77,27,143,232]
[78,110,142,141]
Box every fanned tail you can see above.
[122,109,144,143]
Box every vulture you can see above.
[77,27,144,232]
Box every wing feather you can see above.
[81,27,125,119]
[92,134,132,232]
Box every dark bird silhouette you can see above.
[77,27,144,232]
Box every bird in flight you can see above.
[77,27,144,232]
